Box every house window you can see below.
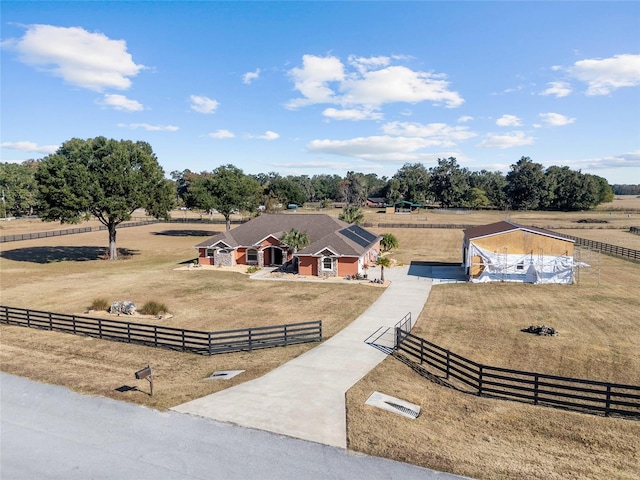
[247,248,258,263]
[206,248,215,257]
[322,257,334,271]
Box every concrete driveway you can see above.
[173,265,435,448]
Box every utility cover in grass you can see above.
[205,370,245,380]
[365,391,420,419]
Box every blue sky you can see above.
[1,1,639,185]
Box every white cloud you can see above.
[538,112,575,127]
[555,151,640,171]
[568,54,640,95]
[190,95,219,114]
[260,131,280,140]
[347,55,391,73]
[541,81,572,98]
[343,65,464,108]
[270,160,356,171]
[381,121,476,146]
[247,131,280,140]
[100,94,144,111]
[322,107,383,121]
[243,68,261,85]
[286,54,345,109]
[117,123,179,131]
[2,24,144,91]
[477,131,535,149]
[458,116,473,123]
[496,115,522,127]
[307,135,447,163]
[286,54,463,111]
[208,129,235,139]
[0,141,59,154]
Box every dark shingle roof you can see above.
[195,214,381,256]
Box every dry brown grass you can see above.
[0,325,313,410]
[2,210,639,479]
[0,224,380,334]
[558,229,640,250]
[347,361,640,480]
[0,223,382,410]
[411,257,640,385]
[346,229,640,479]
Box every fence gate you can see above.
[574,246,601,286]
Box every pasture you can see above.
[1,201,639,479]
[0,223,382,409]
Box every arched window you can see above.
[247,248,258,263]
[322,256,334,271]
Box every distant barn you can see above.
[462,221,576,284]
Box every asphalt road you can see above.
[1,373,466,480]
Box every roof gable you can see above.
[195,214,379,257]
[464,221,574,243]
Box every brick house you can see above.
[195,214,381,278]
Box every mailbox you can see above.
[135,365,152,380]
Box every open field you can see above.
[347,360,640,480]
[0,223,382,409]
[2,210,639,478]
[0,224,382,334]
[2,195,639,237]
[346,230,640,480]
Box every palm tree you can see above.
[376,255,392,283]
[280,228,310,255]
[339,205,364,225]
[380,233,399,252]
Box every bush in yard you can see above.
[139,301,168,316]
[89,298,109,312]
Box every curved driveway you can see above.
[173,265,435,448]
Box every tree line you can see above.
[1,148,623,224]
[0,136,626,259]
[171,156,615,214]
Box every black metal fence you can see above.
[0,306,322,355]
[394,329,640,418]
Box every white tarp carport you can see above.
[466,242,577,284]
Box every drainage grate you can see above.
[365,391,421,419]
[384,400,419,419]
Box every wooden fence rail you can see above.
[395,329,640,418]
[0,306,322,355]
[559,234,640,262]
[0,221,158,243]
[0,218,250,243]
[3,219,638,263]
[362,223,474,230]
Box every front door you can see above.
[271,247,284,266]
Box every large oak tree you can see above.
[186,164,261,231]
[35,137,174,260]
